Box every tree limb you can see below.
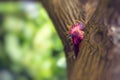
[41,0,120,80]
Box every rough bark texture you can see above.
[41,0,120,80]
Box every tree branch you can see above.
[41,0,120,80]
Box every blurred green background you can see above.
[0,2,67,80]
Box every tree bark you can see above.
[41,0,120,80]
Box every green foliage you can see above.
[0,2,67,80]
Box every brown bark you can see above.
[41,0,120,80]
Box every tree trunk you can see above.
[41,0,120,80]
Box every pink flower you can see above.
[70,22,85,57]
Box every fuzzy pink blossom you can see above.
[70,22,85,57]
